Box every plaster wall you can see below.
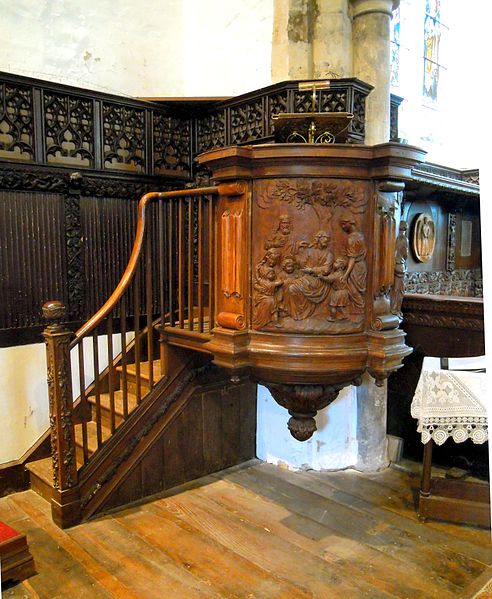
[0,0,274,98]
[257,384,359,470]
[0,335,130,464]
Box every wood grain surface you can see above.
[2,460,490,598]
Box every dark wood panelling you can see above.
[0,190,67,330]
[0,170,177,345]
[101,377,257,514]
[81,196,138,317]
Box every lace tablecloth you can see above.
[411,368,488,445]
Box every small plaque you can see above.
[460,220,472,257]
[412,213,435,263]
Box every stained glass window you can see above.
[390,6,401,87]
[423,0,447,102]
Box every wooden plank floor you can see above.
[1,460,490,598]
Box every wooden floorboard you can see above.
[1,461,490,598]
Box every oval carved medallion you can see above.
[412,213,435,263]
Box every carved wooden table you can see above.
[402,294,489,527]
[412,364,489,527]
[194,143,425,441]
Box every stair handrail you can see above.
[70,185,219,349]
[42,180,246,526]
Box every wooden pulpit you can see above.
[198,143,426,441]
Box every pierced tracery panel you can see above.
[0,82,34,161]
[153,114,191,175]
[319,91,347,113]
[44,92,94,167]
[103,103,145,173]
[351,91,366,136]
[196,111,226,154]
[230,100,264,144]
[294,91,317,113]
[267,92,288,134]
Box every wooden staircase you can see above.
[27,349,257,527]
[26,358,162,504]
[26,184,257,528]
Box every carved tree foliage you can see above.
[261,179,366,227]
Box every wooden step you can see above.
[87,390,138,429]
[116,360,162,395]
[75,421,112,464]
[26,458,53,502]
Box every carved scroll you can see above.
[371,182,403,331]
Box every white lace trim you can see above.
[411,369,488,446]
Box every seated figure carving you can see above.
[252,213,367,333]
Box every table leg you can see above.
[421,440,433,497]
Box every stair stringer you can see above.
[78,355,207,520]
[78,360,257,522]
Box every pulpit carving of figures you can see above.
[197,143,426,440]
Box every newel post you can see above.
[43,300,81,528]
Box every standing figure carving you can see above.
[413,213,435,262]
[391,220,408,318]
[324,257,350,320]
[340,217,367,312]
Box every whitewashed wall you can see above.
[0,0,274,98]
[0,334,132,464]
[257,385,359,470]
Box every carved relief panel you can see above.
[252,178,370,335]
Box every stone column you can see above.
[351,0,396,144]
[349,0,396,471]
[312,0,353,78]
[271,0,314,81]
